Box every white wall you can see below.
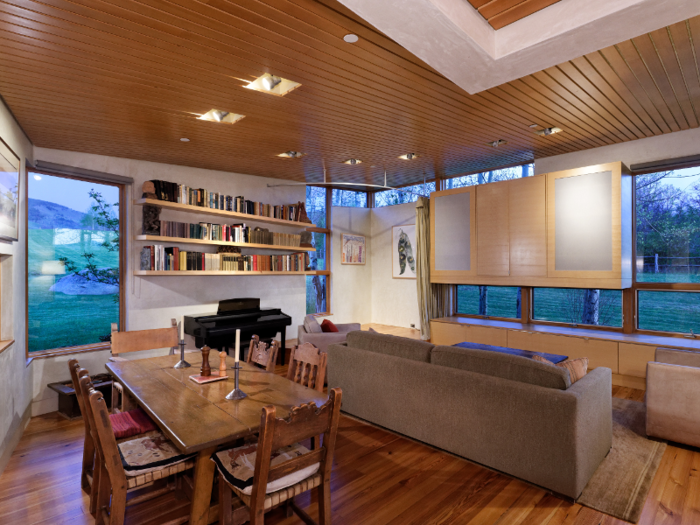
[330,207,372,325]
[370,203,420,329]
[535,126,700,174]
[31,147,308,416]
[0,99,33,476]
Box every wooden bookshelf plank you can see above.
[134,198,316,228]
[134,235,315,252]
[134,270,315,276]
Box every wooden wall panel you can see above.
[477,182,509,277]
[509,175,547,277]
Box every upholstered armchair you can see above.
[297,315,361,354]
[646,347,700,448]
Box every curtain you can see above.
[415,197,455,340]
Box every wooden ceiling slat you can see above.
[668,22,700,124]
[489,0,562,30]
[649,26,699,128]
[597,46,674,134]
[479,0,523,20]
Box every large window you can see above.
[332,189,366,207]
[375,182,436,207]
[27,172,122,354]
[305,186,330,315]
[445,164,534,189]
[532,288,623,328]
[457,285,522,319]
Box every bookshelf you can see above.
[134,235,316,252]
[134,270,317,276]
[134,198,317,229]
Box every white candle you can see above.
[234,329,240,363]
[180,317,185,341]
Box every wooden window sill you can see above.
[28,342,112,360]
[0,339,15,356]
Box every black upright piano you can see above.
[184,298,292,364]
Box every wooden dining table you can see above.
[106,353,328,525]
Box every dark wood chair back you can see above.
[68,359,94,494]
[249,388,342,524]
[286,343,327,392]
[246,336,279,372]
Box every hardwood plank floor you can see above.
[2,325,698,525]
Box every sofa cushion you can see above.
[303,315,323,334]
[321,319,339,333]
[431,344,571,390]
[346,330,433,363]
[533,355,588,384]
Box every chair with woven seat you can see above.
[247,335,280,372]
[287,342,327,392]
[110,319,179,412]
[214,388,342,525]
[85,381,197,525]
[68,359,158,510]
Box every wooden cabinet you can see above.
[476,183,509,277]
[430,187,476,283]
[619,343,656,378]
[507,330,618,372]
[431,321,507,347]
[509,175,547,278]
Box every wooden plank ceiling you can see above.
[467,0,563,30]
[0,0,699,188]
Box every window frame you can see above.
[305,186,332,317]
[330,187,368,208]
[25,169,126,359]
[454,285,525,322]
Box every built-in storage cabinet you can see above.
[430,162,632,289]
[430,321,507,347]
[618,343,657,378]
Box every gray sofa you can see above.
[297,315,361,354]
[328,330,612,499]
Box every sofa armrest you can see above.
[298,332,351,354]
[647,361,700,447]
[336,323,361,333]
[655,347,700,368]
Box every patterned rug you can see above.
[577,398,666,523]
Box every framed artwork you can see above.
[341,233,366,265]
[0,138,20,242]
[392,224,417,279]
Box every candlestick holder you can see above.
[174,340,192,369]
[225,363,247,400]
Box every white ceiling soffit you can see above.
[339,0,700,94]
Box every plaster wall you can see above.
[329,206,372,325]
[370,203,420,329]
[0,99,33,476]
[31,147,308,416]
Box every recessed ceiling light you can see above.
[535,126,563,136]
[529,123,539,128]
[398,153,419,160]
[488,139,507,147]
[344,34,359,43]
[245,73,301,97]
[277,151,305,159]
[180,138,190,142]
[197,109,245,125]
[343,158,362,165]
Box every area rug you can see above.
[576,398,666,523]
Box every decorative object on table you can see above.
[189,345,229,384]
[0,137,20,242]
[300,230,313,247]
[226,329,248,400]
[200,346,211,376]
[141,203,161,235]
[219,351,228,377]
[341,233,366,265]
[174,339,191,370]
[392,224,416,279]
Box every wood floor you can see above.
[1,326,698,525]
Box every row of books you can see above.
[140,245,309,272]
[158,220,302,247]
[145,179,309,223]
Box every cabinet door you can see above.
[431,187,477,283]
[431,322,507,346]
[477,182,509,277]
[619,343,656,378]
[509,175,547,277]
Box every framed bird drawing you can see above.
[392,224,417,279]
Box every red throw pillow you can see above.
[321,319,339,333]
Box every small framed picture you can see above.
[340,234,366,265]
[392,224,416,279]
[0,137,20,242]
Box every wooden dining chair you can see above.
[247,335,280,372]
[215,388,343,525]
[286,342,327,392]
[68,359,95,495]
[86,384,197,525]
[110,319,179,412]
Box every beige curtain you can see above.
[415,197,455,340]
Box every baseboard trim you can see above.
[0,403,31,477]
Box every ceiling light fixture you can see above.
[535,126,563,136]
[343,158,362,165]
[198,109,245,125]
[277,151,306,159]
[398,153,419,160]
[180,138,190,142]
[488,139,507,147]
[245,73,301,97]
[344,34,359,43]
